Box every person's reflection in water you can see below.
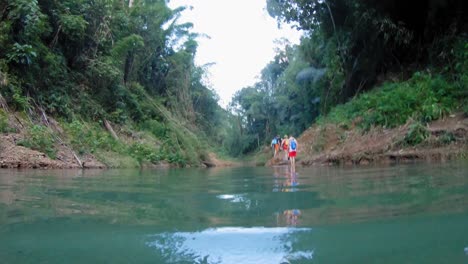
[290,166,298,192]
[281,166,298,192]
[275,166,302,226]
[273,166,282,192]
[283,209,301,226]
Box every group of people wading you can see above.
[271,135,297,167]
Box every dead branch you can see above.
[40,108,50,126]
[0,93,8,113]
[104,119,119,141]
[49,25,62,48]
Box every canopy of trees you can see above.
[0,0,466,160]
[0,0,230,164]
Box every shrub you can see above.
[128,142,161,164]
[65,120,122,155]
[17,125,56,159]
[140,120,167,138]
[0,110,11,133]
[403,122,429,146]
[439,131,456,145]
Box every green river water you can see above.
[0,162,467,263]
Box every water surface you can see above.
[0,162,467,263]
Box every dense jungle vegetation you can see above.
[0,0,231,166]
[228,0,467,156]
[0,0,467,166]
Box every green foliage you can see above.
[230,0,466,155]
[450,39,468,117]
[228,33,464,154]
[59,14,88,41]
[128,142,161,164]
[87,58,121,89]
[65,120,122,155]
[164,151,186,167]
[4,0,463,163]
[13,91,29,111]
[63,116,210,167]
[232,30,465,155]
[7,0,50,40]
[0,20,11,48]
[0,0,231,166]
[439,132,455,145]
[66,120,162,166]
[3,81,30,111]
[65,120,89,155]
[0,110,12,133]
[162,123,201,166]
[140,120,168,138]
[17,125,56,159]
[6,43,37,65]
[318,72,463,130]
[39,86,72,118]
[403,122,429,146]
[267,0,465,98]
[75,92,106,121]
[111,34,145,59]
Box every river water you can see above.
[0,162,467,263]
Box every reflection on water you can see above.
[147,227,313,264]
[282,209,301,226]
[0,162,467,263]
[273,166,302,226]
[217,194,248,203]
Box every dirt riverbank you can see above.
[267,113,467,166]
[0,133,106,169]
[1,112,466,169]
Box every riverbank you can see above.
[0,131,239,169]
[1,111,466,169]
[0,132,239,169]
[266,113,467,167]
[0,109,238,169]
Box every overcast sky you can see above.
[167,0,302,107]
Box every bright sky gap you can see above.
[167,0,302,107]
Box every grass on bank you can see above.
[317,72,466,131]
[2,105,215,168]
[61,117,210,168]
[311,40,466,150]
[317,39,467,132]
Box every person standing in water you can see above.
[281,135,289,161]
[288,136,297,168]
[271,136,280,157]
